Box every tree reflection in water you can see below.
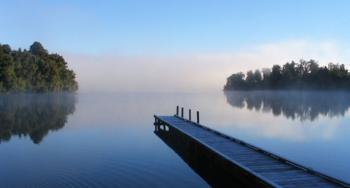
[0,93,76,144]
[225,91,350,121]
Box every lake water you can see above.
[1,91,350,187]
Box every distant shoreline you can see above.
[224,59,350,91]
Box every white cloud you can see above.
[64,39,350,92]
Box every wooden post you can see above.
[189,109,191,121]
[196,111,199,124]
[181,107,184,118]
[176,106,179,116]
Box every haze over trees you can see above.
[0,42,78,92]
[224,59,350,90]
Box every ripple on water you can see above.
[27,153,207,188]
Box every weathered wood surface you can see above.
[154,115,350,188]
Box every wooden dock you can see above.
[154,108,350,187]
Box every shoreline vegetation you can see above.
[224,59,350,90]
[0,42,78,92]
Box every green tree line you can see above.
[0,42,78,92]
[224,59,350,90]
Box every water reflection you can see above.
[0,93,76,144]
[224,91,350,121]
[154,125,250,187]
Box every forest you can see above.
[224,59,350,90]
[0,42,78,92]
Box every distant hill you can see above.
[0,42,78,92]
[224,59,350,90]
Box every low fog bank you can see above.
[63,40,350,93]
[65,54,227,93]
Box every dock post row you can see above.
[176,106,199,124]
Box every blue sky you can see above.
[1,0,349,55]
[1,0,350,92]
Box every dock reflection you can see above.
[154,124,249,187]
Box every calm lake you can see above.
[1,91,350,187]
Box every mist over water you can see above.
[1,91,350,187]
